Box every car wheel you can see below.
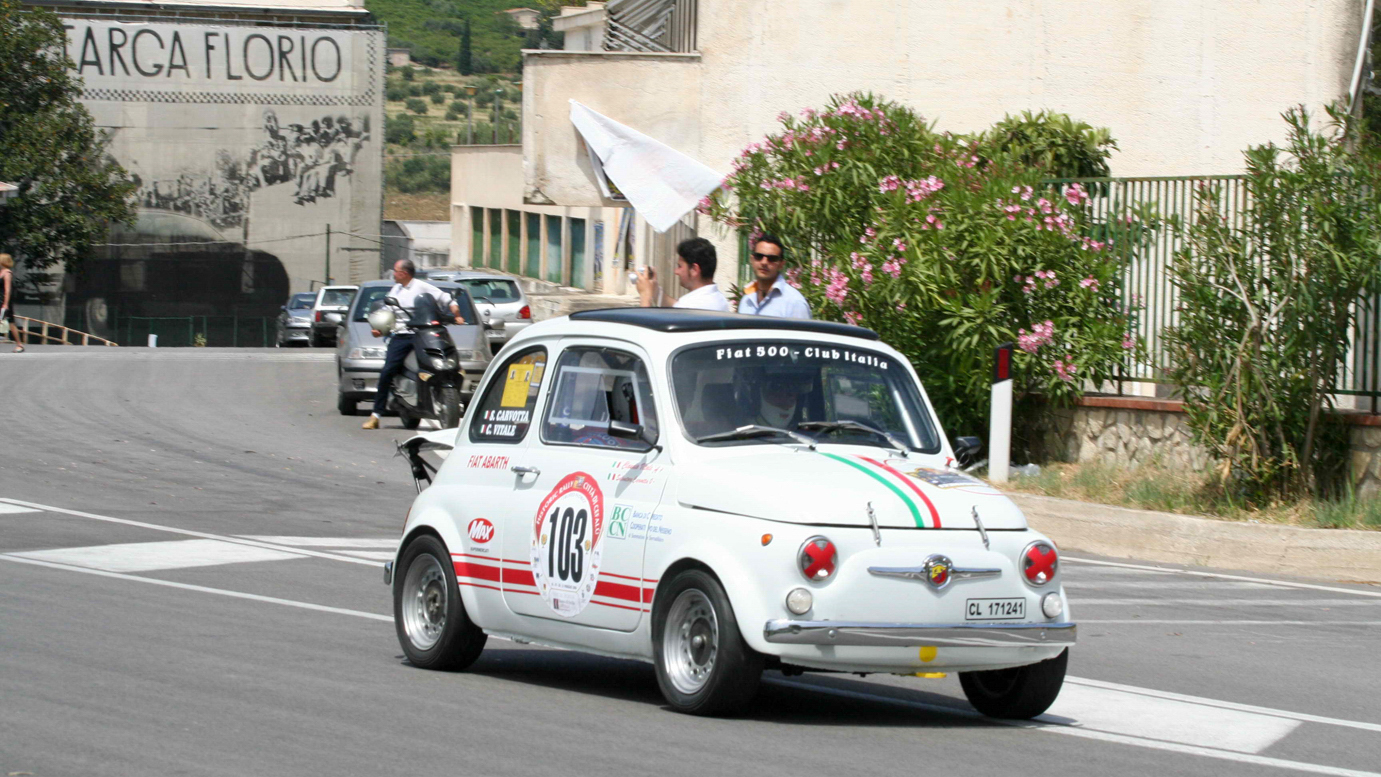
[393,534,487,670]
[437,385,461,429]
[309,333,322,348]
[337,393,356,416]
[652,569,763,716]
[959,648,1068,720]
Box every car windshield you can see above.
[463,279,521,303]
[352,285,476,323]
[671,340,940,452]
[288,295,314,310]
[320,289,355,307]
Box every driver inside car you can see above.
[750,372,813,429]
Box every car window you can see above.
[289,295,314,310]
[671,340,939,452]
[352,287,389,321]
[541,346,658,451]
[469,347,548,444]
[320,289,355,307]
[464,279,521,303]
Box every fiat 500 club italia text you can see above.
[388,309,1075,717]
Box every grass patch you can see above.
[1003,460,1380,530]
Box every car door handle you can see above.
[511,465,540,476]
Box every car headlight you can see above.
[452,350,479,361]
[348,346,386,360]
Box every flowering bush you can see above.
[704,93,1135,438]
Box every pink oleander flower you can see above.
[896,301,908,312]
[860,265,874,284]
[1053,358,1077,383]
[786,268,802,287]
[1079,277,1099,290]
[881,257,904,278]
[1064,183,1090,206]
[825,269,850,305]
[1017,320,1055,353]
[1122,334,1136,350]
[844,311,863,326]
[777,111,791,122]
[695,196,713,215]
[879,175,902,193]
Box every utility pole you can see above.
[325,223,332,286]
[465,85,476,144]
[493,89,502,144]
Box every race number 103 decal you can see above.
[530,472,605,617]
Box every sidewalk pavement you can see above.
[1011,493,1381,584]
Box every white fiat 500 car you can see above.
[387,308,1075,717]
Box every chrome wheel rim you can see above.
[662,589,719,695]
[402,552,448,650]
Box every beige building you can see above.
[453,0,1368,297]
[503,7,542,30]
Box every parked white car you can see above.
[387,308,1075,717]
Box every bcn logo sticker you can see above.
[468,518,495,544]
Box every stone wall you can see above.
[1041,397,1381,497]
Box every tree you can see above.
[458,18,473,76]
[704,94,1133,439]
[0,0,135,274]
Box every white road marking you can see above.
[337,551,399,561]
[0,554,391,621]
[1080,620,1381,625]
[10,539,305,572]
[766,679,1381,777]
[1075,598,1380,606]
[238,536,398,549]
[0,351,334,361]
[1044,681,1299,753]
[1064,580,1279,590]
[1067,677,1381,734]
[0,498,379,567]
[1064,556,1381,598]
[0,503,41,514]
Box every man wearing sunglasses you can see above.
[738,234,812,319]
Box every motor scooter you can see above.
[369,293,465,429]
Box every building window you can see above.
[569,218,587,290]
[545,215,564,284]
[488,208,503,269]
[470,207,484,268]
[526,212,541,278]
[506,209,521,274]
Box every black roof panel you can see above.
[568,307,880,340]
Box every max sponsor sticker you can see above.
[467,518,495,545]
[530,472,605,617]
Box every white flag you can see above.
[569,100,724,233]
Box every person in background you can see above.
[0,253,25,353]
[738,234,811,319]
[635,237,731,311]
[362,259,464,430]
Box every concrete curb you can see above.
[1009,493,1381,584]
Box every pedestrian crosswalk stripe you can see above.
[9,539,305,573]
[237,536,397,549]
[0,503,42,515]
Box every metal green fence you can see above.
[112,316,277,348]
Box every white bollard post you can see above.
[147,334,158,348]
[989,343,1013,483]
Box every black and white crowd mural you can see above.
[134,110,372,231]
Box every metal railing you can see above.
[112,316,279,348]
[12,316,119,346]
[604,0,697,53]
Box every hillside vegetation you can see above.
[365,0,566,72]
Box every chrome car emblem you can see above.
[924,554,953,590]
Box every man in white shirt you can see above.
[738,234,812,319]
[362,259,465,429]
[635,237,732,312]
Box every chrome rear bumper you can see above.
[763,620,1076,648]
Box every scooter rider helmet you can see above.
[367,305,395,333]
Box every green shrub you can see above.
[385,85,408,102]
[405,97,429,115]
[706,93,1131,438]
[385,112,415,145]
[1167,104,1381,502]
[430,91,445,105]
[401,66,414,81]
[386,154,450,193]
[421,81,442,96]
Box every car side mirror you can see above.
[952,436,984,467]
[384,296,400,306]
[608,420,643,440]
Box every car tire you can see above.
[437,385,462,429]
[309,332,322,348]
[959,648,1069,720]
[337,393,356,416]
[393,534,487,670]
[652,569,763,716]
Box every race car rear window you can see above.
[469,347,548,444]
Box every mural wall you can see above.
[59,17,384,333]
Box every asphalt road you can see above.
[2,346,1379,777]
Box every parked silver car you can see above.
[335,279,491,416]
[311,285,357,347]
[442,271,532,353]
[275,292,316,346]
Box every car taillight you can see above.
[314,311,322,322]
[518,305,531,319]
[1022,541,1058,586]
[798,536,838,583]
